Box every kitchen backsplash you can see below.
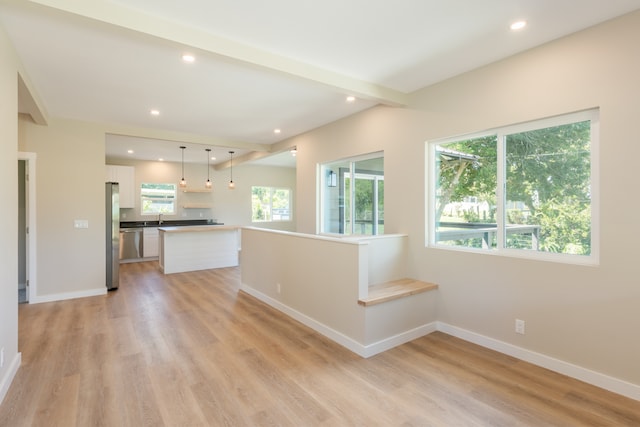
[119,207,215,222]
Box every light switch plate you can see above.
[74,219,89,229]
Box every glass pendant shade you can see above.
[228,151,235,190]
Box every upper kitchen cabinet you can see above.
[106,165,135,208]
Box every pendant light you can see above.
[205,148,212,189]
[179,146,187,188]
[228,150,235,190]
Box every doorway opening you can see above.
[18,152,37,304]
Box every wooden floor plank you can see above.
[1,261,639,426]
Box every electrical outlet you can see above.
[276,283,281,294]
[515,319,525,335]
[0,347,4,368]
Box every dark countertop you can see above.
[120,219,223,228]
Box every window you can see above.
[252,187,291,222]
[321,152,384,235]
[429,110,598,262]
[141,183,177,215]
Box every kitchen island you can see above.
[158,225,240,274]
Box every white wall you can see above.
[19,118,107,301]
[287,11,640,392]
[0,25,20,404]
[107,158,296,230]
[241,228,367,343]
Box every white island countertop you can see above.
[158,225,240,274]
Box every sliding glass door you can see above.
[321,153,384,235]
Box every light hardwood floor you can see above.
[1,261,639,426]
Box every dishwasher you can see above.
[119,227,144,261]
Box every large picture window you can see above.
[321,152,384,236]
[429,110,598,263]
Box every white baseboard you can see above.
[240,284,366,356]
[0,352,21,406]
[437,322,640,402]
[362,322,438,358]
[30,287,107,304]
[240,284,435,358]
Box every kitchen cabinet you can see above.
[143,227,159,257]
[106,165,135,208]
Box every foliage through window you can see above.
[141,183,176,215]
[252,186,291,222]
[430,110,597,261]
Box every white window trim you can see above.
[426,109,599,266]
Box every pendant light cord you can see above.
[179,146,187,187]
[205,148,212,188]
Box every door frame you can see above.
[18,152,37,303]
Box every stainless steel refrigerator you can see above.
[106,182,120,290]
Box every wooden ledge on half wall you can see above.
[358,278,439,307]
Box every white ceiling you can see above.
[3,0,639,166]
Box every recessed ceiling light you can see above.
[127,149,134,154]
[274,129,281,134]
[211,156,216,161]
[150,109,160,116]
[510,20,527,31]
[182,54,195,63]
[346,96,356,103]
[158,158,164,162]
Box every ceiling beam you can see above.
[104,124,270,153]
[18,71,49,125]
[28,0,409,106]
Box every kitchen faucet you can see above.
[158,213,163,225]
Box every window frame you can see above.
[251,186,292,223]
[319,151,384,236]
[140,182,177,216]
[427,109,599,265]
